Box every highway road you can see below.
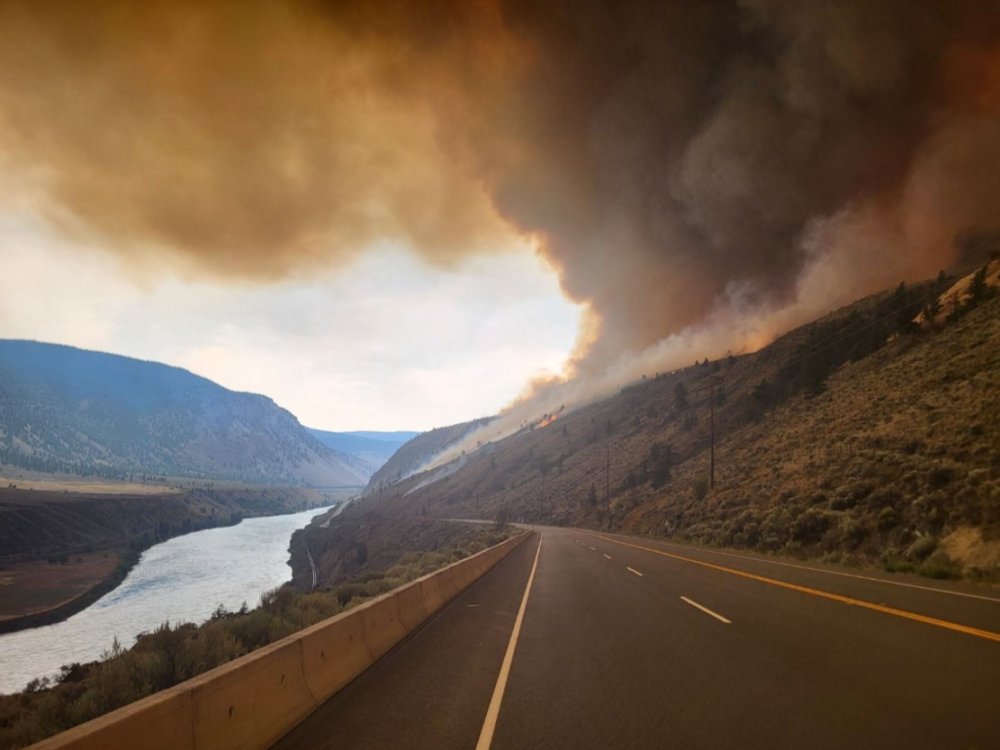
[273,526,1000,749]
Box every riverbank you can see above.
[0,552,129,634]
[0,520,514,748]
[0,485,356,634]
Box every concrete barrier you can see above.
[28,530,531,750]
[298,612,368,701]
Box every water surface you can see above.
[0,506,328,694]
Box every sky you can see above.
[0,1,997,436]
[0,210,581,431]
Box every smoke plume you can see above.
[2,0,999,408]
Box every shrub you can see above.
[870,488,900,509]
[693,478,709,502]
[917,550,959,580]
[926,466,956,489]
[791,508,834,545]
[906,535,937,561]
[877,506,900,532]
[839,518,867,549]
[762,534,783,551]
[332,581,370,606]
[883,559,915,574]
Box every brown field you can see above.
[0,553,120,620]
[0,475,177,495]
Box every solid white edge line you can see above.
[627,566,643,577]
[680,595,732,624]
[475,535,543,750]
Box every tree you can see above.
[673,381,689,410]
[968,265,989,306]
[922,296,941,323]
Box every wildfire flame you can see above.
[536,413,559,429]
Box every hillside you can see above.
[0,341,366,487]
[363,418,492,494]
[330,264,998,581]
[307,429,419,479]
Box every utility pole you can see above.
[709,383,715,490]
[696,373,723,491]
[539,473,546,519]
[605,441,611,516]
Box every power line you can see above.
[686,277,961,489]
[772,281,949,376]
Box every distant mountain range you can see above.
[0,340,370,487]
[307,430,419,477]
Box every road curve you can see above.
[273,525,1000,750]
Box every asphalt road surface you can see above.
[273,526,1000,750]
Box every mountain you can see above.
[347,262,999,579]
[363,417,492,494]
[344,431,422,443]
[0,341,366,487]
[307,429,420,479]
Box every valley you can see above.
[0,483,345,632]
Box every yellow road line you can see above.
[476,535,543,750]
[593,534,1000,644]
[660,543,1000,602]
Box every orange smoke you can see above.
[944,46,1000,115]
[1,0,998,386]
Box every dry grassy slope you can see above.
[630,295,1000,575]
[364,268,998,578]
[288,514,505,590]
[363,417,491,493]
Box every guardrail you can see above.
[28,530,532,750]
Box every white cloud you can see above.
[0,214,582,430]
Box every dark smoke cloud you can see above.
[484,0,1000,367]
[1,0,998,375]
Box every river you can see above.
[0,506,329,695]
